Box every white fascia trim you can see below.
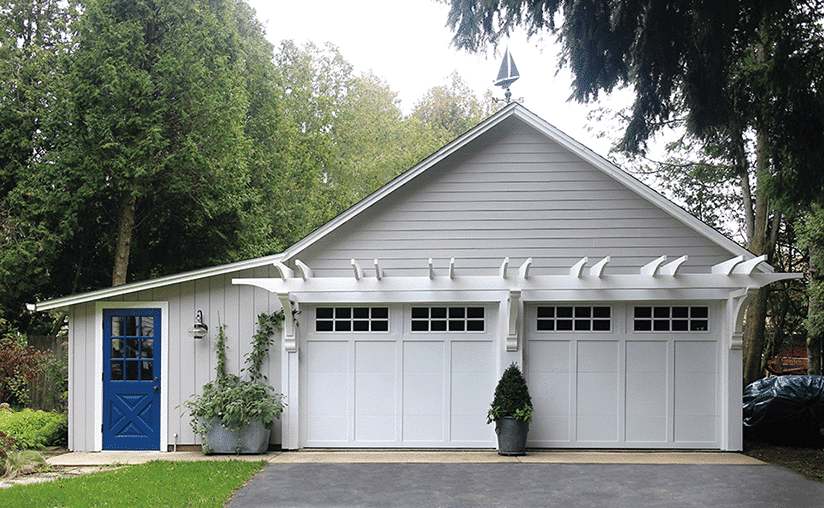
[279,105,521,261]
[509,107,766,271]
[29,254,284,312]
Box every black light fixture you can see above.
[188,310,208,339]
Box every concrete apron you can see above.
[48,450,765,467]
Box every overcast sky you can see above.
[246,0,632,157]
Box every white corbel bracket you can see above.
[506,290,521,352]
[277,293,297,352]
[729,288,755,350]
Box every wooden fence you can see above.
[27,335,68,412]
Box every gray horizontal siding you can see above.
[296,118,735,277]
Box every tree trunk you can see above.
[742,128,774,386]
[808,240,823,375]
[112,188,137,287]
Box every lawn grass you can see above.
[0,459,265,507]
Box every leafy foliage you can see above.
[488,363,533,423]
[0,4,492,335]
[0,408,67,450]
[798,206,824,374]
[182,314,286,452]
[0,326,45,407]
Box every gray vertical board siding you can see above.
[295,119,735,277]
[67,265,285,449]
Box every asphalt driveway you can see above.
[226,462,824,508]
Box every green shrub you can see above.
[0,408,68,449]
[487,363,533,423]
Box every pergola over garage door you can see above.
[301,304,497,448]
[525,303,721,449]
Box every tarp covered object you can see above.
[743,375,824,446]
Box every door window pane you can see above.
[112,317,124,337]
[125,361,139,381]
[111,338,124,359]
[124,316,138,336]
[141,338,154,359]
[126,338,139,358]
[111,361,124,381]
[140,316,154,337]
[141,361,153,381]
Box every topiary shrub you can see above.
[487,363,533,423]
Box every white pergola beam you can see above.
[500,257,510,279]
[351,259,361,280]
[732,255,768,275]
[641,256,667,276]
[570,257,588,278]
[449,258,456,279]
[295,260,313,280]
[428,258,435,280]
[374,259,383,280]
[661,255,688,276]
[589,257,610,277]
[712,255,744,275]
[519,258,532,279]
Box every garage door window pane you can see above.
[316,307,390,333]
[634,306,709,333]
[411,307,485,332]
[537,306,611,332]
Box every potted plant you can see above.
[182,312,286,454]
[487,362,533,456]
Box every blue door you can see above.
[103,308,161,450]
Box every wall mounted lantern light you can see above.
[188,310,208,339]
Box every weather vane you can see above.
[493,48,523,104]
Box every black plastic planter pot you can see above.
[495,416,529,456]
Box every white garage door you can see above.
[302,305,497,448]
[525,303,721,449]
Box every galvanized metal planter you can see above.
[202,418,270,454]
[495,417,529,456]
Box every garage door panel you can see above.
[675,341,716,372]
[355,415,396,442]
[531,416,570,442]
[626,416,666,442]
[451,341,494,373]
[450,414,490,443]
[532,372,570,415]
[675,415,717,443]
[577,341,619,373]
[578,415,619,442]
[675,372,716,414]
[307,415,348,443]
[404,415,444,442]
[354,341,397,443]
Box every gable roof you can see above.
[280,103,759,269]
[29,103,763,312]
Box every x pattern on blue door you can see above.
[103,308,161,450]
